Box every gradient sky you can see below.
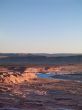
[0,0,82,53]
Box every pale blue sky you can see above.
[0,0,82,53]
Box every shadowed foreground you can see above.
[0,78,82,110]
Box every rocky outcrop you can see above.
[0,64,82,84]
[23,64,82,74]
[0,72,37,84]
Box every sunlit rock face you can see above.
[24,68,40,73]
[1,72,37,84]
[23,67,46,73]
[47,67,62,73]
[23,67,62,73]
[23,64,82,74]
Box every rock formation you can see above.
[0,72,37,84]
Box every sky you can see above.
[0,0,82,53]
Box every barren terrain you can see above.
[0,64,82,110]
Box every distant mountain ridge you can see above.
[0,53,82,57]
[0,53,82,65]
